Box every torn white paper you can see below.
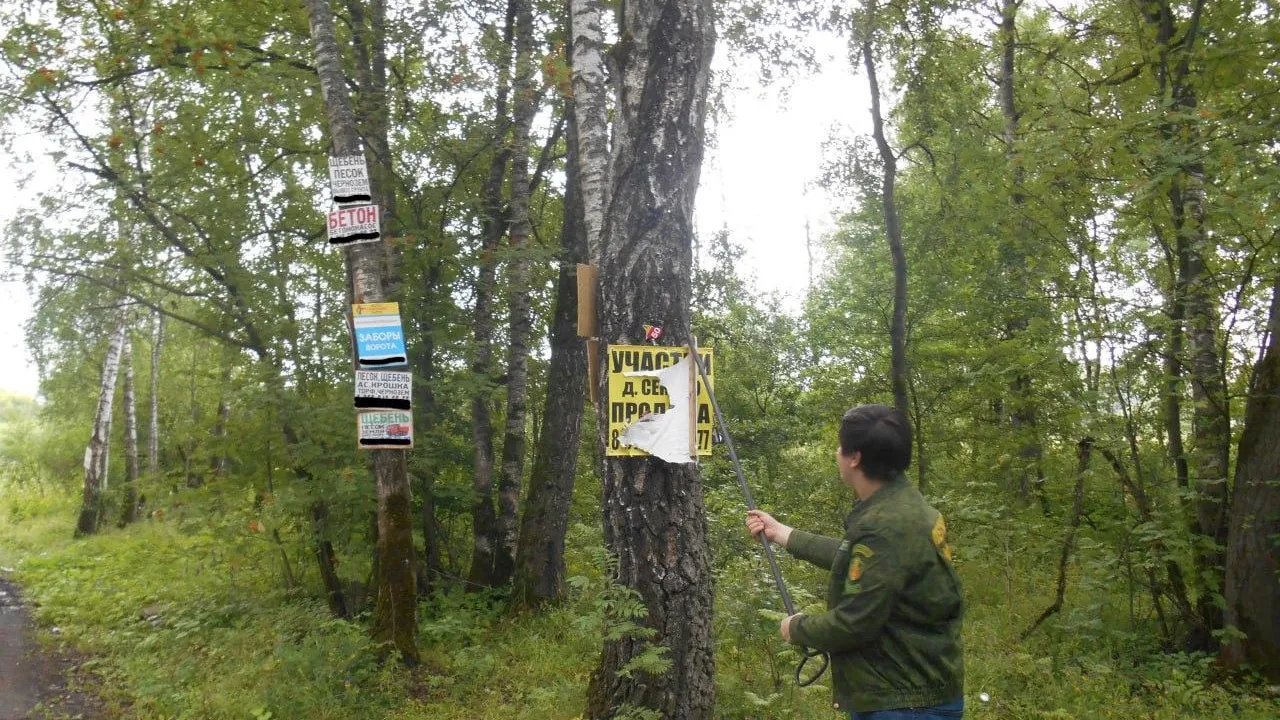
[617,353,696,464]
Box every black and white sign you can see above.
[329,154,372,204]
[327,204,381,246]
[355,370,412,410]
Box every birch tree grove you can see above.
[587,0,717,715]
[303,0,418,664]
[7,0,1280,713]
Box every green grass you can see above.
[1,482,1276,720]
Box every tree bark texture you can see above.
[304,0,418,664]
[570,0,611,262]
[468,0,518,589]
[77,317,127,537]
[996,0,1048,510]
[120,333,141,527]
[859,13,910,424]
[147,311,163,478]
[495,0,538,586]
[1222,274,1280,680]
[585,0,716,716]
[513,100,589,608]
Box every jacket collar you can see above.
[844,475,909,530]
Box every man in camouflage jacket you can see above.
[746,405,965,719]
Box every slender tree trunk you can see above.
[585,0,716,715]
[859,9,910,422]
[1143,0,1224,646]
[997,0,1048,510]
[570,0,611,262]
[513,98,589,608]
[1223,272,1280,680]
[120,334,141,526]
[304,0,418,664]
[1022,438,1090,639]
[414,317,444,589]
[209,348,233,479]
[77,317,127,537]
[469,0,518,589]
[147,311,163,478]
[494,0,538,586]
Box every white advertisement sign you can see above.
[327,204,380,246]
[355,370,412,410]
[329,154,372,203]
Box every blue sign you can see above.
[353,303,408,368]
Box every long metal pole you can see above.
[688,338,827,685]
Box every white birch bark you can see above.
[570,0,611,264]
[77,317,127,536]
[122,334,139,483]
[148,311,163,478]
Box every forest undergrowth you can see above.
[2,477,1275,720]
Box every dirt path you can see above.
[0,574,108,720]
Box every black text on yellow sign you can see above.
[606,344,714,457]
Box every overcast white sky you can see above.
[0,30,868,399]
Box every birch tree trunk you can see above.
[494,0,538,586]
[120,333,141,526]
[586,0,716,715]
[570,0,611,261]
[77,317,127,537]
[1223,272,1280,681]
[468,0,517,589]
[304,0,418,664]
[859,9,910,424]
[513,97,589,608]
[147,311,163,478]
[210,348,234,479]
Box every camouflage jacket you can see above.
[786,479,965,713]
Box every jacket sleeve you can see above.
[784,529,843,570]
[789,531,903,653]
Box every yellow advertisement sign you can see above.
[353,302,399,316]
[606,344,714,457]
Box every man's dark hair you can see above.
[838,404,912,481]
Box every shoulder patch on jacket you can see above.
[852,543,875,558]
[931,514,953,561]
[848,556,864,581]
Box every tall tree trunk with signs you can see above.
[77,315,127,537]
[585,0,716,715]
[494,0,538,586]
[468,0,517,589]
[120,333,141,526]
[303,0,418,664]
